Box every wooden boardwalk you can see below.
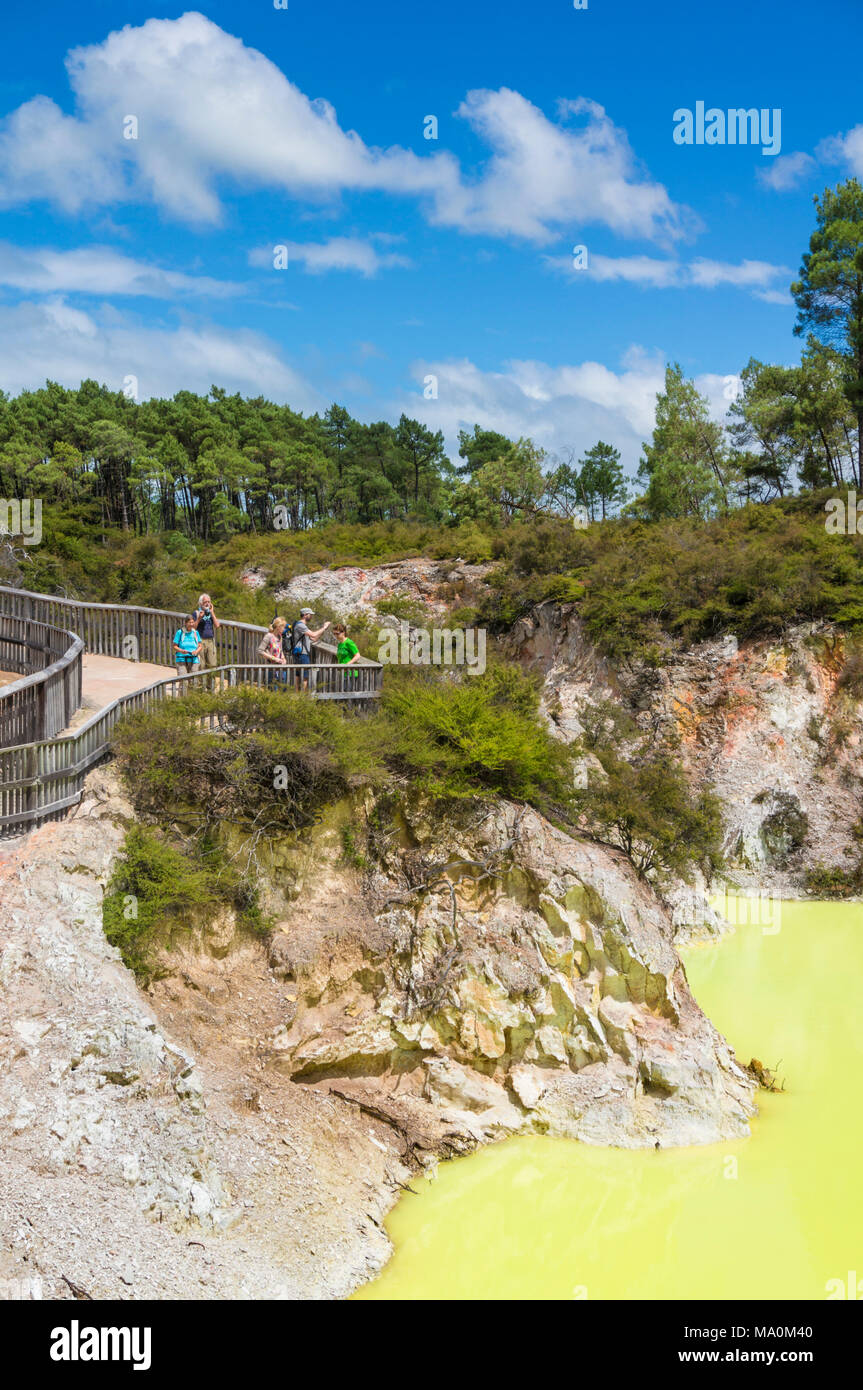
[0,584,383,836]
[61,653,179,734]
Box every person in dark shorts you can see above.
[286,606,330,690]
[258,617,288,688]
[173,614,202,677]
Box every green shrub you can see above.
[113,666,577,824]
[579,697,639,751]
[102,821,270,980]
[380,664,576,816]
[837,646,863,698]
[448,604,480,628]
[102,825,220,979]
[804,864,863,898]
[375,594,429,627]
[112,685,383,832]
[111,664,726,888]
[575,747,724,883]
[340,825,368,870]
[479,494,863,660]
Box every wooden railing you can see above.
[0,584,274,672]
[0,614,83,748]
[0,584,384,835]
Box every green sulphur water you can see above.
[355,901,863,1300]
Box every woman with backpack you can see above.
[173,614,203,681]
[257,617,288,688]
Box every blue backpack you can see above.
[287,620,305,659]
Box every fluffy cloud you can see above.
[546,252,791,298]
[392,348,735,472]
[559,253,682,287]
[686,258,791,290]
[0,242,240,297]
[0,13,452,224]
[817,125,863,177]
[0,298,319,407]
[430,92,694,244]
[249,237,410,277]
[0,12,691,245]
[0,95,123,213]
[756,151,816,192]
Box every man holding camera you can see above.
[193,592,221,670]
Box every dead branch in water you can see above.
[747,1057,786,1092]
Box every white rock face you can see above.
[508,603,863,898]
[273,557,493,626]
[0,771,405,1300]
[0,797,220,1221]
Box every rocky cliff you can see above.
[265,555,863,897]
[270,556,493,627]
[258,793,755,1151]
[508,601,863,895]
[0,758,756,1298]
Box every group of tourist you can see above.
[171,595,361,689]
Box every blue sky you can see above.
[0,0,861,472]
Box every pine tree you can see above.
[793,178,863,488]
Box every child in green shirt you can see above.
[332,624,360,680]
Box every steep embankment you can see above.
[272,555,863,894]
[0,762,756,1298]
[252,794,754,1151]
[508,602,863,894]
[0,772,405,1300]
[89,761,756,1159]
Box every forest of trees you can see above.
[0,179,861,542]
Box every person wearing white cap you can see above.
[286,605,331,689]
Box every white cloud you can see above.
[756,151,816,191]
[546,252,682,286]
[392,347,735,472]
[817,125,863,176]
[0,298,319,407]
[431,91,695,244]
[249,237,410,276]
[0,13,453,224]
[0,242,239,297]
[753,288,793,306]
[0,95,123,213]
[0,13,691,245]
[686,258,791,290]
[546,252,790,298]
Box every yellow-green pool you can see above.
[355,901,863,1300]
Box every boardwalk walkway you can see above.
[64,653,178,735]
[0,584,383,835]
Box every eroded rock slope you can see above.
[258,795,754,1151]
